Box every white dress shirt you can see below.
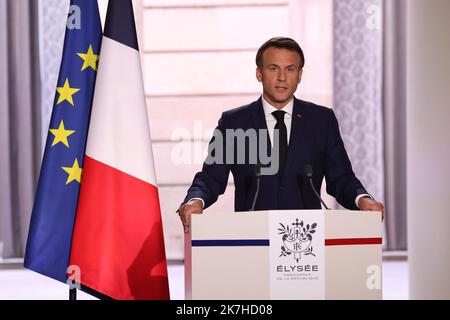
[261,96,294,146]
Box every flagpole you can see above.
[69,288,77,300]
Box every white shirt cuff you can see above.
[355,194,373,209]
[187,198,205,209]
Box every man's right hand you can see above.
[178,199,204,233]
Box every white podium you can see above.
[185,210,382,300]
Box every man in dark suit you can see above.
[178,37,384,232]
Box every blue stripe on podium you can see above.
[191,239,270,247]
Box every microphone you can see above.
[296,174,307,208]
[304,164,330,210]
[250,163,262,211]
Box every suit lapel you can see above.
[250,97,272,161]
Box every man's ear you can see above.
[256,68,262,82]
[298,69,303,84]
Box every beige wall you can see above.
[407,0,450,299]
[133,0,333,260]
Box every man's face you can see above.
[256,47,303,109]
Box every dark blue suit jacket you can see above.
[184,97,368,211]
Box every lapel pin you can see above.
[297,113,302,119]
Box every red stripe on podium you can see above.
[325,238,382,246]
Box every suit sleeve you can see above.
[324,109,369,210]
[183,112,231,209]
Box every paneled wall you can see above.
[138,0,333,260]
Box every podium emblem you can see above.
[278,218,317,262]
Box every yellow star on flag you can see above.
[49,120,75,148]
[56,78,80,106]
[62,158,82,185]
[77,45,100,71]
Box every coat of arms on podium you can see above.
[278,218,317,262]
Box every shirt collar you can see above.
[261,96,294,120]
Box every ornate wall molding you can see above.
[38,0,70,149]
[333,0,384,204]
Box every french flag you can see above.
[69,0,170,300]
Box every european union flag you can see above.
[24,0,102,283]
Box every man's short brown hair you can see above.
[255,37,305,69]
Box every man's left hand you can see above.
[358,197,385,221]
